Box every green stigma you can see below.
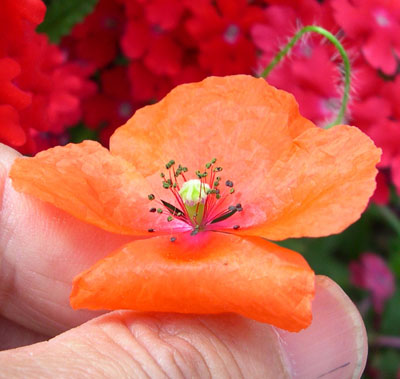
[179,179,210,225]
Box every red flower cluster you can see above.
[0,0,95,155]
[5,0,400,199]
[62,0,265,145]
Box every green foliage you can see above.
[69,123,98,144]
[371,349,400,379]
[278,211,372,288]
[37,0,99,43]
[381,286,400,335]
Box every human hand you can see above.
[0,144,367,378]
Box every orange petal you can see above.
[110,75,314,185]
[9,140,160,235]
[233,125,381,240]
[70,232,315,332]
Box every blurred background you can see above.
[1,0,400,376]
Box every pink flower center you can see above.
[373,9,391,28]
[147,159,242,237]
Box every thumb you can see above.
[0,276,367,378]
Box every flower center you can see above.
[374,9,391,27]
[224,24,240,44]
[147,158,243,237]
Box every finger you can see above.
[0,276,367,378]
[0,143,132,335]
[277,276,368,378]
[0,315,47,350]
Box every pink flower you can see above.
[252,1,339,125]
[331,0,400,75]
[350,252,395,314]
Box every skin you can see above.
[0,143,367,378]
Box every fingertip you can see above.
[276,275,367,379]
[0,143,21,170]
[0,143,20,210]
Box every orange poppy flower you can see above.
[10,75,380,332]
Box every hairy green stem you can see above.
[259,25,351,129]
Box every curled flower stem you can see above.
[259,25,351,129]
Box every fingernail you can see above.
[276,275,368,379]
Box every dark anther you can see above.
[148,194,155,200]
[157,208,163,213]
[215,189,220,195]
[149,207,156,213]
[225,180,234,187]
[170,236,177,242]
[191,226,200,236]
[211,158,217,164]
[160,173,165,178]
[163,182,171,189]
[236,203,243,212]
[148,228,155,232]
[165,160,175,169]
[228,205,236,211]
[233,225,240,230]
[214,181,219,187]
[205,162,211,169]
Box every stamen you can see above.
[147,158,242,233]
[148,228,155,232]
[233,225,240,230]
[170,236,177,242]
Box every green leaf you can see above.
[37,0,99,43]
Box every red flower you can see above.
[332,0,400,75]
[128,61,172,103]
[0,0,95,155]
[62,0,124,71]
[120,0,184,76]
[83,65,136,146]
[350,252,395,314]
[185,0,264,75]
